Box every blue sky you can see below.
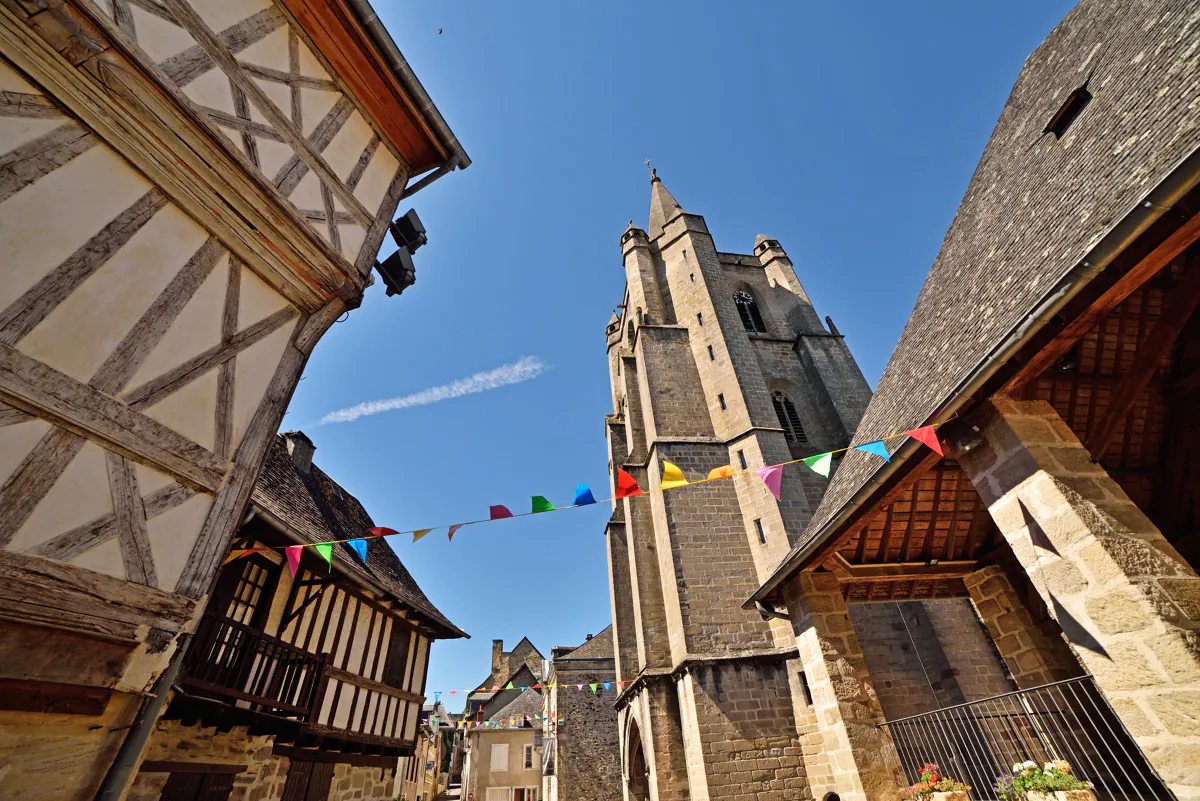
[285,0,1075,710]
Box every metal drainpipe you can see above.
[750,145,1200,608]
[94,633,191,801]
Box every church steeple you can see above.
[647,169,682,238]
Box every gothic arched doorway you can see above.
[626,721,649,801]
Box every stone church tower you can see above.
[604,172,871,800]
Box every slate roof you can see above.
[555,626,614,662]
[489,687,544,724]
[252,434,465,638]
[754,0,1200,601]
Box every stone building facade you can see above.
[0,0,467,798]
[542,627,621,801]
[603,173,874,801]
[749,1,1200,799]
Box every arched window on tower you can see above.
[772,391,808,444]
[733,290,766,334]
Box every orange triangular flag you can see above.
[615,468,643,498]
[906,425,944,456]
[706,465,735,480]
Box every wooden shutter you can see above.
[281,758,334,801]
[161,773,234,801]
[382,626,412,687]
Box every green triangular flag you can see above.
[505,681,514,690]
[802,452,833,478]
[531,496,555,513]
[590,683,598,694]
[315,543,333,571]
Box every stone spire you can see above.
[647,169,682,238]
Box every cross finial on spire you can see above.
[644,160,657,182]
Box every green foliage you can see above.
[902,763,972,798]
[993,760,1093,799]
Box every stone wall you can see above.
[128,719,399,801]
[552,669,621,801]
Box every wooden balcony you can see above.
[180,612,422,751]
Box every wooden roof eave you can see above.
[747,147,1200,612]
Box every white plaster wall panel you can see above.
[300,86,339,138]
[257,138,294,183]
[127,5,196,63]
[340,223,366,264]
[331,679,351,727]
[190,0,273,36]
[353,144,401,213]
[296,37,332,83]
[0,419,51,488]
[0,145,152,315]
[144,491,214,590]
[8,440,113,553]
[236,27,290,73]
[142,366,219,451]
[289,169,323,212]
[19,204,212,383]
[215,125,245,157]
[345,601,373,673]
[237,264,291,330]
[0,115,67,154]
[70,536,125,581]
[183,68,236,115]
[133,460,180,497]
[0,58,41,93]
[127,254,228,391]
[230,323,293,447]
[252,78,292,123]
[323,112,374,182]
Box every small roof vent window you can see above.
[1045,82,1092,139]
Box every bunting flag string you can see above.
[223,420,952,564]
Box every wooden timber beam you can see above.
[1087,254,1200,459]
[806,449,946,573]
[831,553,979,582]
[1003,207,1200,392]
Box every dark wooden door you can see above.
[160,772,234,801]
[280,759,335,801]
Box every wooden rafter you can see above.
[1003,207,1200,392]
[1087,252,1200,459]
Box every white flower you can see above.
[1044,762,1055,770]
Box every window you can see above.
[733,290,766,334]
[523,744,534,769]
[689,272,695,282]
[1045,81,1091,139]
[696,312,703,326]
[772,392,807,444]
[490,743,509,772]
[737,450,747,470]
[707,345,714,361]
[718,394,726,410]
[382,627,413,688]
[212,555,279,629]
[754,519,766,544]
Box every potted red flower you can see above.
[902,763,972,801]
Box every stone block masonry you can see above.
[958,398,1200,796]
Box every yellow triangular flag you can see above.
[412,528,433,543]
[661,460,689,490]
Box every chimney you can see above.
[282,431,315,474]
[585,634,593,641]
[491,639,504,676]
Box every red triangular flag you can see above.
[448,524,464,541]
[489,505,513,520]
[906,425,944,456]
[615,468,643,499]
[369,527,399,538]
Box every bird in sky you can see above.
[438,28,443,35]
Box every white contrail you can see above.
[317,356,548,425]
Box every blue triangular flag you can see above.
[855,441,890,462]
[603,682,611,692]
[348,538,368,561]
[574,483,597,506]
[519,686,527,692]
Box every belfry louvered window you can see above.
[733,290,766,334]
[773,392,807,444]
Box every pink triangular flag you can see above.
[617,681,625,691]
[285,545,303,577]
[576,684,584,691]
[754,464,784,500]
[906,425,944,456]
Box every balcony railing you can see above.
[183,611,325,718]
[878,676,1174,800]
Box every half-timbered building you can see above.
[129,431,465,800]
[0,0,467,797]
[748,1,1200,799]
